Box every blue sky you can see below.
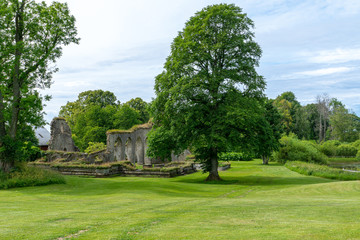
[41,0,360,124]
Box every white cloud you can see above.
[278,67,354,80]
[297,67,353,76]
[303,48,360,64]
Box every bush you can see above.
[285,161,360,181]
[356,151,360,160]
[218,152,253,161]
[350,139,360,149]
[84,142,106,154]
[21,141,42,162]
[336,144,358,157]
[0,163,66,189]
[273,135,327,164]
[320,140,341,157]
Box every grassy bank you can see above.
[0,165,65,189]
[1,160,360,239]
[285,161,360,180]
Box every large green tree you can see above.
[316,93,330,142]
[125,97,150,123]
[273,91,300,135]
[329,100,360,142]
[0,0,79,171]
[59,90,118,127]
[148,4,265,181]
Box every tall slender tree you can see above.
[0,0,79,171]
[316,93,330,142]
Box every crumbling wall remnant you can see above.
[48,117,77,152]
[107,123,153,165]
[106,123,191,166]
[47,118,190,166]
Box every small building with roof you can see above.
[35,127,51,150]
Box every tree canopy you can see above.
[0,0,79,171]
[148,4,265,181]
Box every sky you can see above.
[41,0,360,125]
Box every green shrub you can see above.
[218,161,231,167]
[84,142,106,154]
[320,140,341,157]
[273,135,327,164]
[336,144,358,157]
[306,140,321,151]
[21,142,42,161]
[285,161,360,181]
[356,151,360,160]
[0,170,6,181]
[0,164,65,189]
[350,139,360,149]
[218,152,253,161]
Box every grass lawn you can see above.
[1,159,360,240]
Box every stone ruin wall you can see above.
[48,117,77,152]
[106,123,191,166]
[48,118,190,166]
[106,124,153,166]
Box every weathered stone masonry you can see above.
[106,123,153,166]
[48,117,77,152]
[48,118,191,166]
[106,123,191,165]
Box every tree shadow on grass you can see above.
[10,167,335,198]
[175,175,334,186]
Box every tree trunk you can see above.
[323,115,327,142]
[0,91,6,171]
[0,91,6,138]
[262,156,269,165]
[1,1,26,173]
[0,161,14,173]
[319,113,323,142]
[205,156,222,181]
[9,1,24,140]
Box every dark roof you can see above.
[35,127,51,146]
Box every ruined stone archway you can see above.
[144,137,152,166]
[125,137,133,162]
[106,123,190,166]
[135,136,144,165]
[114,137,122,161]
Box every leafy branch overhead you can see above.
[0,0,79,172]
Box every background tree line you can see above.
[272,91,360,143]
